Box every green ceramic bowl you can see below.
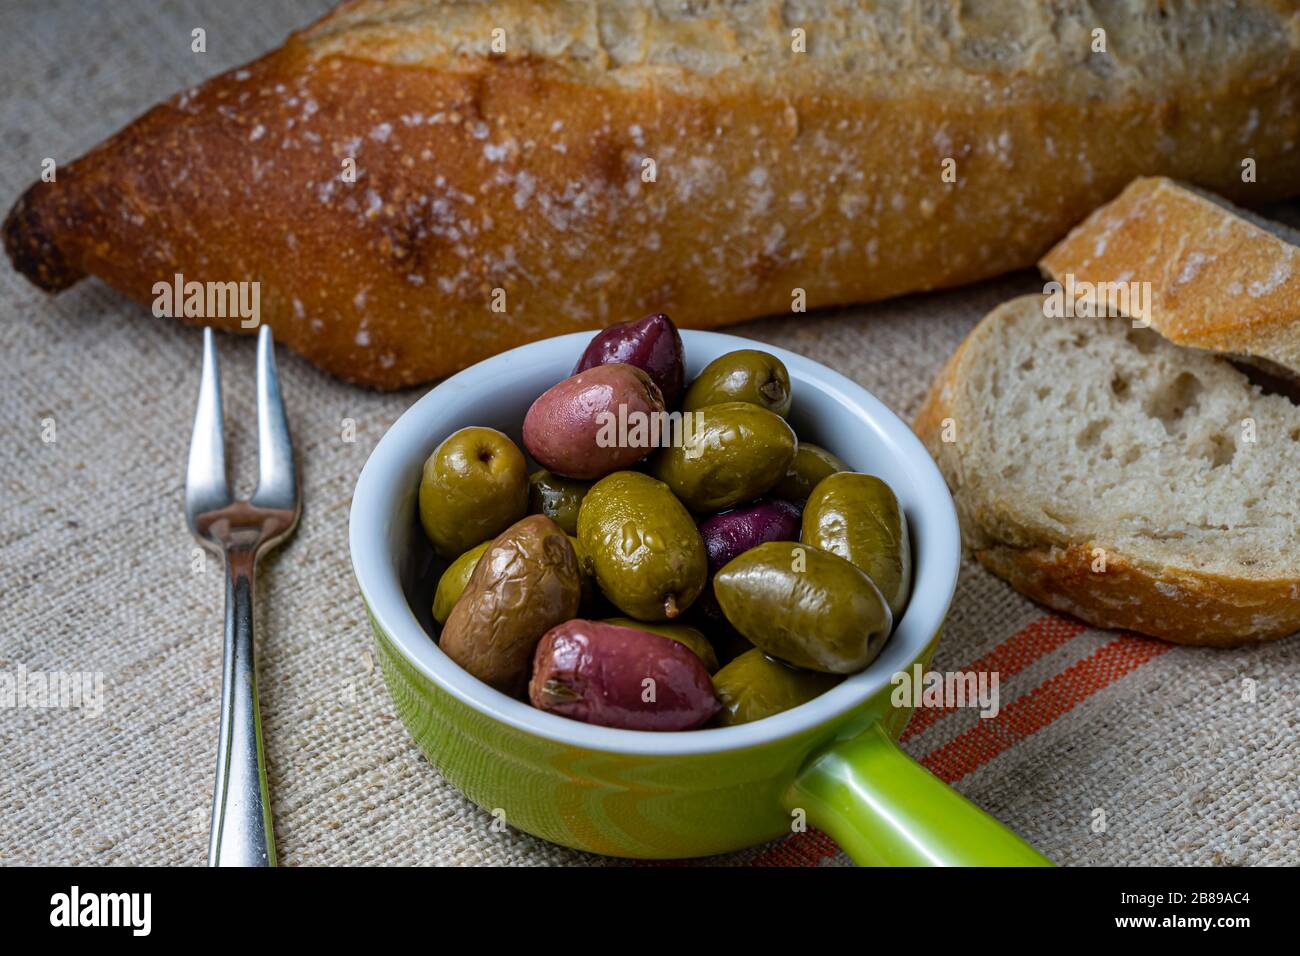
[350,331,1050,865]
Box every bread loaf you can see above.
[915,295,1300,646]
[7,0,1300,388]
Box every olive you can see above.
[528,469,592,535]
[682,349,792,417]
[576,471,707,621]
[801,472,912,622]
[700,499,802,574]
[693,497,801,626]
[419,426,528,558]
[651,402,796,512]
[604,617,719,673]
[713,541,892,673]
[574,313,686,407]
[523,364,665,480]
[435,536,597,624]
[439,515,582,695]
[530,620,719,730]
[432,540,492,624]
[773,443,847,503]
[712,648,842,726]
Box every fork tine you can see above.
[186,328,230,517]
[251,325,297,509]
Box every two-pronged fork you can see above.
[185,325,300,867]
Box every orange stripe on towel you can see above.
[749,828,841,868]
[918,633,1171,785]
[747,625,1169,867]
[900,613,1087,742]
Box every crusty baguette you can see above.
[915,295,1300,647]
[7,1,1300,388]
[1041,177,1300,376]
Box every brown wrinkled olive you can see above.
[651,402,796,513]
[529,620,720,730]
[773,443,847,503]
[682,349,792,417]
[528,469,592,535]
[712,648,842,726]
[801,472,912,623]
[604,617,719,673]
[439,515,582,695]
[436,535,597,624]
[419,427,529,558]
[713,541,892,673]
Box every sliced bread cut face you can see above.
[915,294,1300,646]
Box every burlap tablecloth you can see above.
[2,0,1296,867]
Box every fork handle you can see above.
[209,549,276,866]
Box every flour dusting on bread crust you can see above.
[5,1,1300,387]
[1042,177,1300,376]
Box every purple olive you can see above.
[700,499,802,575]
[529,620,720,730]
[695,499,802,626]
[574,313,686,407]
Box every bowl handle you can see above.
[783,722,1053,866]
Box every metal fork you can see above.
[185,325,300,867]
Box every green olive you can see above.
[576,471,707,621]
[801,472,911,622]
[712,648,842,726]
[432,541,492,624]
[714,541,891,673]
[682,350,792,417]
[419,427,528,558]
[651,402,796,513]
[604,618,719,673]
[528,469,592,535]
[773,443,847,503]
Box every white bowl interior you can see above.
[350,330,960,756]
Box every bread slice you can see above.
[1041,177,1300,377]
[914,295,1300,646]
